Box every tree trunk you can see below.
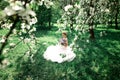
[108,19,112,27]
[70,16,74,30]
[89,26,95,39]
[48,8,51,28]
[88,0,95,39]
[114,0,119,29]
[89,18,95,39]
[115,7,119,29]
[70,0,74,30]
[115,13,118,29]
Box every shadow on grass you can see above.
[74,28,120,80]
[97,30,120,80]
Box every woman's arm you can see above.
[64,38,68,47]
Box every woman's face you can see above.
[62,33,66,38]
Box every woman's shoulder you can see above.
[62,38,67,40]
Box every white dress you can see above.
[43,44,76,63]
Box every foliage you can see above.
[0,0,9,10]
[36,3,52,28]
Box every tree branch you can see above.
[0,15,19,54]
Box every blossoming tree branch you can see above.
[0,0,53,62]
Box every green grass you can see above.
[0,26,120,80]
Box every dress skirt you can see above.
[43,45,76,63]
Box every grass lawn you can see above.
[0,26,120,80]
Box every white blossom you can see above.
[30,54,35,63]
[15,1,23,5]
[74,35,78,41]
[86,39,89,43]
[29,17,37,25]
[13,29,17,34]
[7,23,13,29]
[48,1,53,6]
[19,9,37,25]
[10,1,23,11]
[26,25,31,30]
[19,32,22,35]
[66,11,71,15]
[26,9,36,17]
[64,5,73,11]
[78,32,81,35]
[2,59,10,66]
[25,51,30,57]
[43,42,47,45]
[22,29,27,33]
[32,27,36,31]
[0,38,5,43]
[31,40,36,45]
[74,3,80,8]
[105,9,110,13]
[21,23,26,29]
[9,43,15,47]
[3,48,9,54]
[78,48,82,51]
[4,6,16,16]
[30,35,34,39]
[38,1,43,5]
[24,38,31,43]
[4,1,24,16]
[75,25,79,31]
[82,29,85,34]
[20,37,24,40]
[12,5,23,11]
[29,27,36,33]
[18,9,26,17]
[44,0,53,8]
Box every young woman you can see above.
[43,32,76,63]
[59,32,68,47]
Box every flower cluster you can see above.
[64,4,73,12]
[38,0,53,8]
